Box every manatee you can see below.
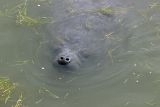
[40,0,130,72]
[45,12,122,71]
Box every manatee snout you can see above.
[54,48,81,70]
[57,55,71,65]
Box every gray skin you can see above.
[46,13,120,71]
[44,0,126,71]
[50,0,124,21]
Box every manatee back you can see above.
[50,0,124,21]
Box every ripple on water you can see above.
[25,13,131,91]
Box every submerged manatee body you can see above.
[46,13,121,71]
[29,0,129,88]
[42,0,129,72]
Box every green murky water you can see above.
[0,0,160,107]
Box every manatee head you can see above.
[47,13,121,72]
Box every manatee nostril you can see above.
[66,58,70,61]
[57,56,70,65]
[60,57,64,60]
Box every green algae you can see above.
[0,0,53,27]
[0,77,25,107]
[0,77,16,104]
[16,0,53,27]
[97,7,115,15]
[12,94,23,107]
[97,7,127,16]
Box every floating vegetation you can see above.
[137,1,160,21]
[97,7,114,15]
[12,94,23,107]
[0,0,53,27]
[145,99,156,106]
[108,49,114,64]
[0,77,25,107]
[0,9,12,17]
[59,7,128,19]
[16,0,53,27]
[149,2,160,9]
[0,1,27,18]
[0,77,16,104]
[39,88,60,99]
[12,59,35,66]
[32,0,52,5]
[97,7,127,15]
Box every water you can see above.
[0,0,160,107]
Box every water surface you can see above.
[0,0,160,107]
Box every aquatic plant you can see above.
[0,77,25,107]
[16,0,53,27]
[0,10,11,17]
[0,77,16,104]
[0,0,53,27]
[32,0,52,5]
[149,2,160,9]
[108,49,114,64]
[0,1,26,18]
[39,87,60,99]
[97,7,114,15]
[12,94,23,107]
[97,7,127,15]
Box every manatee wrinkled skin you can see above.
[46,12,120,71]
